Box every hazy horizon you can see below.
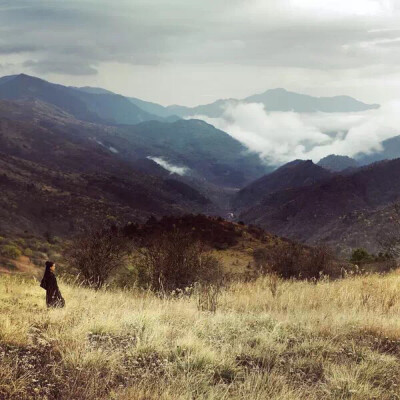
[0,71,381,109]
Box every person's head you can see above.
[45,261,55,273]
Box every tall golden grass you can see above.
[1,272,400,399]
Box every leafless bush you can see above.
[65,225,131,289]
[134,230,223,292]
[307,245,335,278]
[253,243,334,280]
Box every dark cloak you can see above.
[40,268,65,308]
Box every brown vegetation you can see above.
[1,272,400,399]
[133,229,223,292]
[253,243,335,279]
[65,225,131,289]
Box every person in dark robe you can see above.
[40,261,65,308]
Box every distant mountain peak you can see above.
[168,88,380,118]
[14,73,45,82]
[317,154,359,172]
[233,158,331,210]
[267,88,288,93]
[281,159,313,167]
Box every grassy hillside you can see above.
[1,272,400,399]
[0,216,280,278]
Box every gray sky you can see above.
[0,0,399,106]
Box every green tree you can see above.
[350,248,372,264]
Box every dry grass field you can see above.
[1,272,400,400]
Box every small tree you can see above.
[135,230,223,292]
[350,248,372,265]
[65,225,130,289]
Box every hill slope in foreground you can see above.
[0,214,281,276]
[1,272,400,399]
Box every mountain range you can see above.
[317,155,360,172]
[165,88,379,118]
[1,73,399,256]
[233,160,333,210]
[315,140,400,171]
[0,99,218,236]
[66,84,380,119]
[0,74,273,186]
[1,74,379,123]
[0,74,173,125]
[238,159,400,254]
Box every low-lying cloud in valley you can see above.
[147,156,189,176]
[192,101,400,165]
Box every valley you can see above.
[1,73,400,260]
[2,3,400,400]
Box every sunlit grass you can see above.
[1,272,400,399]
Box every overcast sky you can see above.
[0,0,399,106]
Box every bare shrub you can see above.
[253,243,334,280]
[306,245,335,279]
[0,244,22,259]
[65,225,130,289]
[134,230,223,292]
[253,247,274,275]
[253,243,301,278]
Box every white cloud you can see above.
[147,156,189,175]
[93,138,119,154]
[192,101,400,165]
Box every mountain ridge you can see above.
[233,160,333,210]
[239,158,400,253]
[0,99,218,236]
[317,154,360,172]
[20,73,377,119]
[0,74,167,125]
[165,88,380,118]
